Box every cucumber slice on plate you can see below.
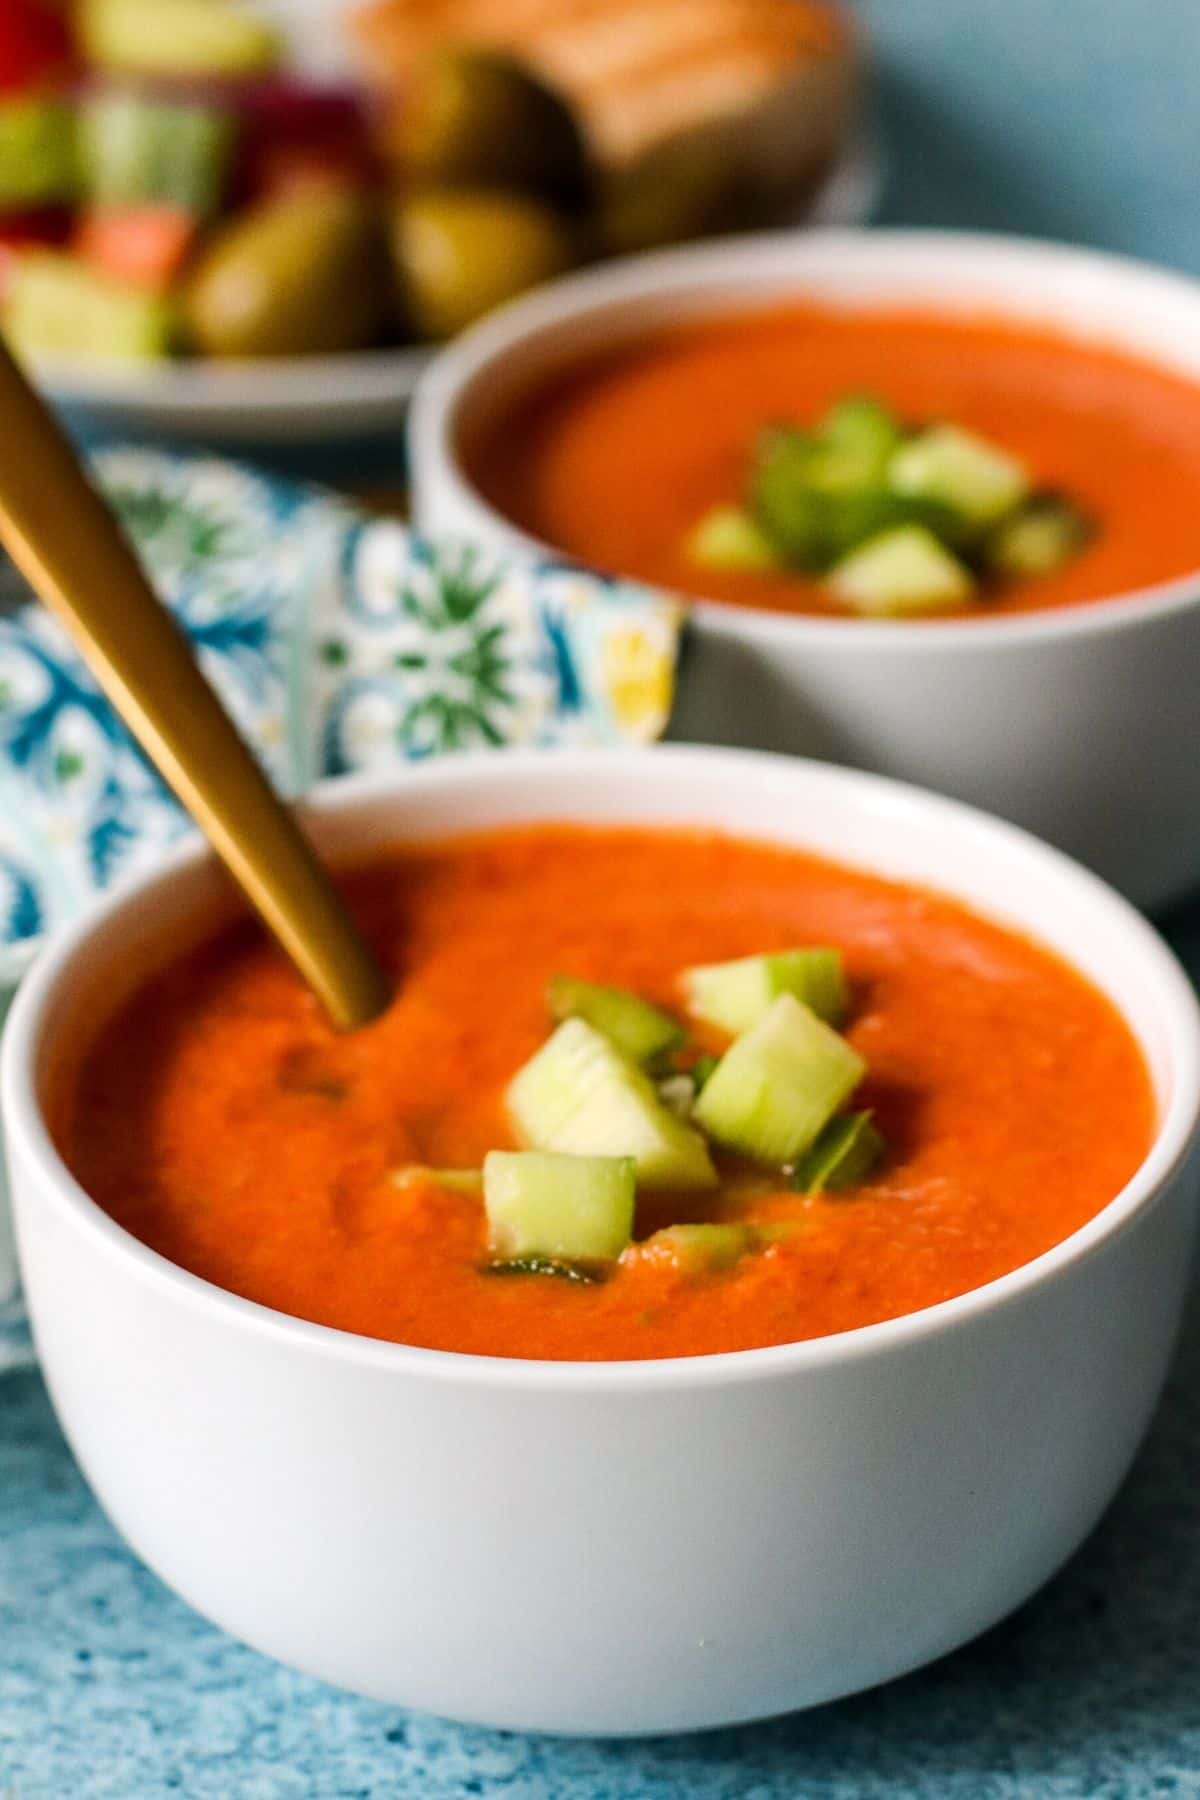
[683,948,848,1035]
[78,92,235,218]
[2,252,176,360]
[546,974,684,1065]
[0,96,76,210]
[694,994,865,1164]
[507,1018,718,1189]
[484,1150,636,1264]
[888,424,1031,527]
[829,525,974,617]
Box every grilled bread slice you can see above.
[350,0,861,207]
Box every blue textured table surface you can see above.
[5,1,1200,1792]
[3,1259,1200,1800]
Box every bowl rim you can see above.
[5,745,1200,1392]
[409,226,1200,652]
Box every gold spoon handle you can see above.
[0,341,389,1030]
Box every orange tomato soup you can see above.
[59,826,1154,1361]
[470,303,1200,618]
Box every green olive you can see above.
[599,137,745,258]
[398,49,590,210]
[392,189,577,341]
[182,190,391,358]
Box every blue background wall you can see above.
[858,0,1200,272]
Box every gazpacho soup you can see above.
[59,824,1154,1362]
[468,303,1200,620]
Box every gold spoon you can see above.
[0,340,390,1030]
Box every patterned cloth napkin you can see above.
[0,444,685,1362]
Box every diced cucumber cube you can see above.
[749,426,828,569]
[752,1220,806,1246]
[390,1166,483,1196]
[3,253,176,361]
[683,948,848,1036]
[829,525,974,616]
[817,489,949,564]
[484,1150,636,1263]
[806,396,904,500]
[750,414,968,571]
[0,96,77,209]
[888,424,1031,527]
[693,994,866,1165]
[791,1112,885,1194]
[640,1222,752,1274]
[818,394,904,473]
[547,974,684,1066]
[804,444,889,498]
[984,495,1092,578]
[686,504,780,572]
[79,92,235,217]
[507,1018,718,1190]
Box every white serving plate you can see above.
[25,134,881,446]
[4,747,1199,1733]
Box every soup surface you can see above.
[60,826,1154,1360]
[471,303,1200,617]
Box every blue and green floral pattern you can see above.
[0,446,684,982]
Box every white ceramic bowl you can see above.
[4,748,1199,1735]
[410,230,1200,912]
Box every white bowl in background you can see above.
[4,747,1199,1734]
[410,230,1200,912]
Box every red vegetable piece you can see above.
[0,0,75,96]
[231,78,378,203]
[0,203,70,247]
[74,203,197,290]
